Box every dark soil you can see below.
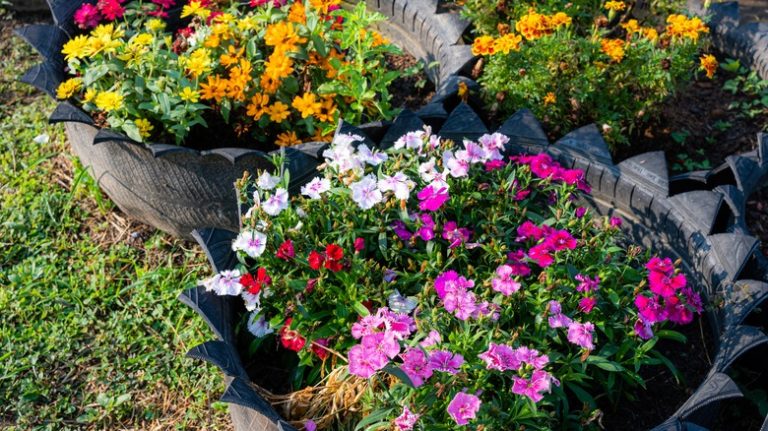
[616,67,767,173]
[602,317,715,431]
[386,52,436,112]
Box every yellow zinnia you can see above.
[62,35,91,60]
[180,87,200,103]
[181,0,210,19]
[267,102,291,123]
[134,118,154,139]
[56,78,83,100]
[275,131,301,147]
[94,91,124,112]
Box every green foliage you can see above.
[721,59,768,122]
[463,0,709,147]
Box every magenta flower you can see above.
[512,370,555,402]
[417,213,435,241]
[97,0,125,20]
[447,392,481,426]
[548,300,572,328]
[646,257,675,275]
[567,321,595,350]
[442,221,472,249]
[351,314,385,339]
[74,3,101,29]
[575,274,600,293]
[528,243,554,267]
[304,419,317,431]
[575,207,587,218]
[665,295,694,324]
[491,264,521,295]
[434,270,473,300]
[417,184,449,211]
[394,405,420,431]
[478,342,520,371]
[428,350,464,374]
[529,153,558,178]
[515,346,549,369]
[377,308,415,339]
[420,330,442,348]
[354,237,365,252]
[634,319,654,340]
[516,220,544,242]
[400,348,433,387]
[609,216,623,228]
[635,294,668,324]
[361,331,401,360]
[506,250,532,276]
[578,297,597,314]
[544,229,578,251]
[484,159,505,171]
[392,220,412,241]
[648,271,686,298]
[348,344,388,378]
[444,289,477,320]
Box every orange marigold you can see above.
[600,38,625,63]
[666,14,708,41]
[516,11,550,41]
[700,54,717,78]
[288,2,307,24]
[493,33,523,54]
[471,36,495,56]
[543,92,556,105]
[276,131,301,147]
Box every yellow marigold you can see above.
[543,92,556,105]
[288,2,307,24]
[621,19,640,34]
[700,54,717,78]
[292,93,322,119]
[471,36,495,56]
[181,0,210,19]
[246,94,270,120]
[275,131,301,147]
[83,88,97,102]
[549,12,572,28]
[600,38,625,62]
[493,33,523,54]
[267,101,291,123]
[265,21,306,54]
[62,35,90,60]
[94,91,123,112]
[180,87,200,103]
[264,52,294,80]
[642,27,658,41]
[220,45,245,68]
[604,1,626,12]
[200,75,228,102]
[666,14,708,41]
[56,77,82,100]
[309,0,341,15]
[135,118,153,139]
[314,96,337,123]
[146,18,165,33]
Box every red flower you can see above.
[308,250,324,270]
[276,239,295,260]
[311,338,330,360]
[240,268,271,294]
[280,318,306,352]
[324,244,344,272]
[305,278,317,294]
[97,0,125,20]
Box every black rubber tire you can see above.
[688,0,768,80]
[182,92,768,430]
[16,0,475,239]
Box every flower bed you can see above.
[16,0,474,237]
[184,100,768,430]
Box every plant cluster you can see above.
[57,0,406,147]
[462,0,713,146]
[201,128,703,429]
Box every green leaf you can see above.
[656,329,687,343]
[310,33,327,57]
[352,301,370,317]
[354,408,394,431]
[586,355,624,372]
[382,364,415,388]
[121,122,142,142]
[565,382,596,408]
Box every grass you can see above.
[0,8,231,430]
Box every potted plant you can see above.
[15,0,475,238]
[182,100,768,429]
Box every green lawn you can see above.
[0,8,231,430]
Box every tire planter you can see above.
[15,0,475,239]
[181,89,768,430]
[688,0,768,80]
